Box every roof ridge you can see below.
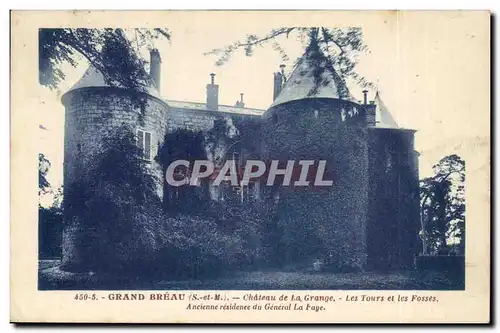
[373,91,398,128]
[165,99,266,111]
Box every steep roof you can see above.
[68,66,161,98]
[270,45,355,108]
[373,91,398,128]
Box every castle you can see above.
[61,46,421,271]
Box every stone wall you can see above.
[62,89,261,212]
[164,107,263,204]
[262,98,369,269]
[61,87,168,269]
[60,87,420,272]
[62,87,168,199]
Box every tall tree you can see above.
[38,153,64,259]
[420,154,465,255]
[205,27,373,90]
[39,28,171,90]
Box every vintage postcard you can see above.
[10,10,490,323]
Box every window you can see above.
[228,181,257,204]
[137,129,153,160]
[385,144,397,172]
[232,151,240,173]
[184,121,195,131]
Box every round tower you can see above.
[262,47,370,270]
[263,46,420,270]
[60,59,168,270]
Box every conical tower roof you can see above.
[373,91,398,128]
[68,65,161,98]
[270,44,355,108]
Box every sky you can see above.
[37,15,489,205]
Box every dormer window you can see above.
[137,129,152,161]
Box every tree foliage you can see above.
[39,153,51,195]
[420,154,465,255]
[38,153,64,259]
[39,28,170,90]
[205,27,373,90]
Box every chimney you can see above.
[150,49,161,91]
[235,93,245,108]
[239,93,245,107]
[365,94,377,127]
[273,64,286,101]
[206,73,219,110]
[362,89,368,105]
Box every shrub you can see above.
[62,125,163,273]
[39,206,63,259]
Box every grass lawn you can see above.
[38,260,464,290]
